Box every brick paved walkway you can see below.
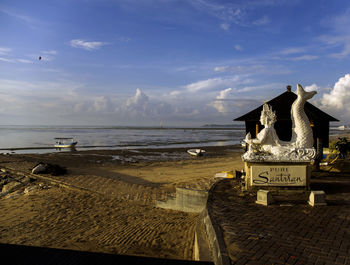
[208,178,350,265]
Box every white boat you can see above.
[54,138,78,148]
[187,149,205,156]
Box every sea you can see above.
[0,125,246,154]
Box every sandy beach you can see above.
[0,146,244,260]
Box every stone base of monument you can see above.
[255,190,273,206]
[244,161,311,191]
[308,190,327,206]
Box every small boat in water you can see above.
[187,149,205,156]
[54,138,78,148]
[337,125,350,130]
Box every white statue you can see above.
[242,84,317,162]
[244,103,281,153]
[290,84,317,148]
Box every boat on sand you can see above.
[54,138,78,148]
[187,149,205,156]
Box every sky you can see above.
[1,0,350,126]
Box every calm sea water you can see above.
[0,125,246,154]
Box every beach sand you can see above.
[0,146,244,260]
[330,132,350,142]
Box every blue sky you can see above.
[1,0,350,126]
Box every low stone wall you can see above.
[155,181,230,265]
[193,212,212,262]
[156,187,208,213]
[194,180,230,265]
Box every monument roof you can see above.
[234,90,339,122]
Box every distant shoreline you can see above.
[0,126,348,154]
[0,142,243,156]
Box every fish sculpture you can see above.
[290,84,317,148]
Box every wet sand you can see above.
[0,146,244,260]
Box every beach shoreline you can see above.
[1,133,349,260]
[0,145,245,260]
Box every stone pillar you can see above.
[308,191,327,206]
[256,190,273,206]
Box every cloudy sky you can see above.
[1,0,350,126]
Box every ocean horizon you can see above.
[0,124,347,154]
[0,124,246,154]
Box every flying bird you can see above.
[39,56,42,60]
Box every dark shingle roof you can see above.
[234,91,339,122]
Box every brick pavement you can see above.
[208,178,350,265]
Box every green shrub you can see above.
[335,137,350,159]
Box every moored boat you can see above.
[54,138,78,148]
[187,149,205,156]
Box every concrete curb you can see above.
[193,211,212,262]
[196,180,231,265]
[156,187,208,213]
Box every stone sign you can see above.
[250,165,307,186]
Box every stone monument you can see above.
[242,84,317,190]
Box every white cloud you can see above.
[185,76,240,92]
[37,50,58,62]
[214,66,231,72]
[287,55,318,61]
[252,15,270,26]
[321,74,350,110]
[117,88,174,118]
[118,36,131,42]
[0,8,40,29]
[214,65,262,73]
[92,96,114,112]
[234,44,242,51]
[0,57,33,64]
[273,47,317,61]
[220,23,230,30]
[0,57,13,63]
[188,0,276,29]
[235,83,285,93]
[213,63,291,76]
[310,74,350,124]
[0,47,12,55]
[0,75,299,125]
[70,39,108,51]
[0,57,34,64]
[0,79,84,122]
[125,88,149,108]
[0,47,14,63]
[304,84,320,92]
[0,79,175,124]
[169,90,181,97]
[0,47,51,64]
[278,47,306,55]
[43,50,57,55]
[210,88,232,113]
[16,59,32,64]
[209,87,266,117]
[319,9,350,59]
[327,38,350,59]
[190,0,244,24]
